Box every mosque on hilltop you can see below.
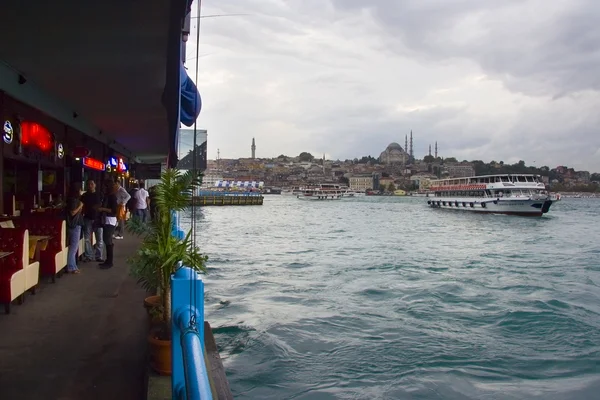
[378,131,438,165]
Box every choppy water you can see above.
[184,196,600,399]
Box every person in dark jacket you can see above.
[97,179,119,268]
[65,183,84,274]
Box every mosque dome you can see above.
[387,142,404,151]
[379,142,409,164]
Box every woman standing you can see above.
[98,179,119,269]
[66,183,84,274]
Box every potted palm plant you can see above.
[127,168,207,375]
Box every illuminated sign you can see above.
[57,143,64,159]
[82,157,106,171]
[3,120,13,144]
[108,156,127,173]
[21,121,53,152]
[118,158,127,172]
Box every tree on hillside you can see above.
[358,155,380,164]
[298,152,314,162]
[445,157,458,163]
[387,182,396,192]
[423,155,435,163]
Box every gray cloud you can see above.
[330,0,600,97]
[192,0,600,172]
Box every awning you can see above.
[180,62,202,127]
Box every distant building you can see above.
[350,174,378,191]
[445,163,475,178]
[410,174,437,190]
[201,170,223,188]
[379,142,410,165]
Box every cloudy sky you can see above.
[187,0,600,171]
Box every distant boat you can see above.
[296,184,344,201]
[263,187,282,195]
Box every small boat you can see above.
[263,187,282,195]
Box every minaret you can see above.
[251,138,256,159]
[435,141,438,158]
[409,130,414,161]
[322,153,326,174]
[405,135,408,154]
[429,144,432,157]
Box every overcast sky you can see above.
[187,0,600,171]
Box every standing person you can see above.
[134,180,151,223]
[80,179,104,262]
[98,179,119,269]
[65,183,84,274]
[127,182,139,217]
[113,179,131,240]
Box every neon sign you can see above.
[108,156,127,172]
[82,157,106,171]
[3,120,13,144]
[21,121,53,152]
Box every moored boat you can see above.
[427,174,555,216]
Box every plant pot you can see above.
[148,330,172,376]
[144,295,161,310]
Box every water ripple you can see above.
[186,196,600,399]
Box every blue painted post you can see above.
[171,210,185,240]
[171,266,212,400]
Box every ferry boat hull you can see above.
[427,197,553,216]
[297,193,343,200]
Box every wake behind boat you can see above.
[427,174,558,216]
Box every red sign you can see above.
[82,157,105,171]
[21,121,53,152]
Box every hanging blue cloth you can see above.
[180,62,202,126]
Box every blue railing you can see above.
[171,267,212,400]
[170,210,212,399]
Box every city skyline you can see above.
[187,0,600,172]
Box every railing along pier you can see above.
[171,266,213,400]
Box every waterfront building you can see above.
[349,174,379,191]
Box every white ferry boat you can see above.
[427,174,555,216]
[296,184,345,200]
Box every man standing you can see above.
[80,179,104,262]
[113,179,131,240]
[98,179,119,268]
[134,181,151,223]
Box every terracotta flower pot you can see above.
[148,330,172,376]
[144,295,161,310]
[144,295,163,328]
